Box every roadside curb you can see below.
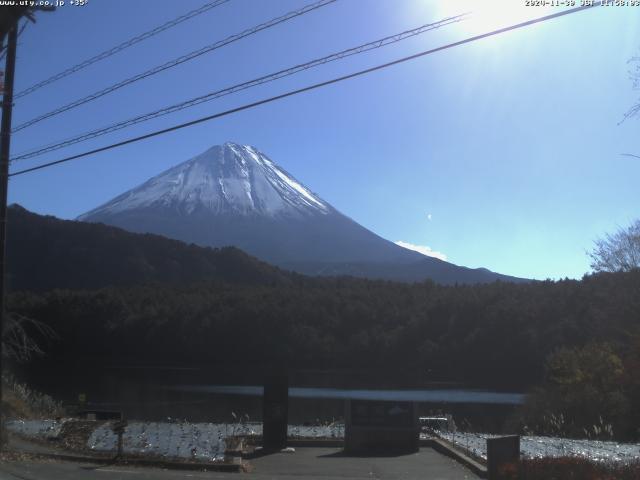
[421,438,487,478]
[283,439,344,448]
[7,434,483,476]
[4,449,244,472]
[241,435,344,451]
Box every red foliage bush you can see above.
[499,458,640,480]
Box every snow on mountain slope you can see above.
[79,143,329,220]
[78,142,421,265]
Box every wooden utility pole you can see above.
[0,20,17,449]
[0,5,54,448]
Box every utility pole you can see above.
[0,20,17,449]
[0,5,54,448]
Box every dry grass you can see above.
[1,374,64,420]
[58,420,103,452]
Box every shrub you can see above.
[500,458,640,480]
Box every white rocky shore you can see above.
[7,419,639,464]
[6,419,344,462]
[434,430,640,464]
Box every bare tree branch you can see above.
[2,313,57,362]
[589,219,640,273]
[621,55,640,122]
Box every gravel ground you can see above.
[6,419,344,463]
[435,430,640,464]
[12,419,638,465]
[6,419,66,440]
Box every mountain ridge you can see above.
[7,204,293,292]
[78,142,527,284]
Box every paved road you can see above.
[0,448,479,480]
[250,447,480,479]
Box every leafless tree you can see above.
[622,55,640,121]
[2,313,56,362]
[589,219,640,273]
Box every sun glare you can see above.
[427,0,554,35]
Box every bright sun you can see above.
[428,0,554,34]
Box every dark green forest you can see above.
[9,271,639,386]
[6,206,640,440]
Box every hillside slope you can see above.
[6,205,292,292]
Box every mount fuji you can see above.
[78,142,523,284]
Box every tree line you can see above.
[8,270,639,388]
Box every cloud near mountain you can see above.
[394,240,447,261]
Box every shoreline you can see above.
[6,418,640,465]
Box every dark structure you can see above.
[487,435,520,480]
[78,410,123,421]
[1,5,55,44]
[345,399,419,454]
[262,374,288,450]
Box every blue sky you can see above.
[6,0,640,280]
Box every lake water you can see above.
[174,385,524,404]
[21,364,525,432]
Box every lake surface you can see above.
[22,364,525,431]
[175,384,524,403]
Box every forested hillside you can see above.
[6,204,293,291]
[9,270,640,391]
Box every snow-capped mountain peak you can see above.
[79,142,329,219]
[77,142,523,284]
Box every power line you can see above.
[11,0,337,132]
[13,0,230,99]
[11,13,467,163]
[9,2,599,178]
